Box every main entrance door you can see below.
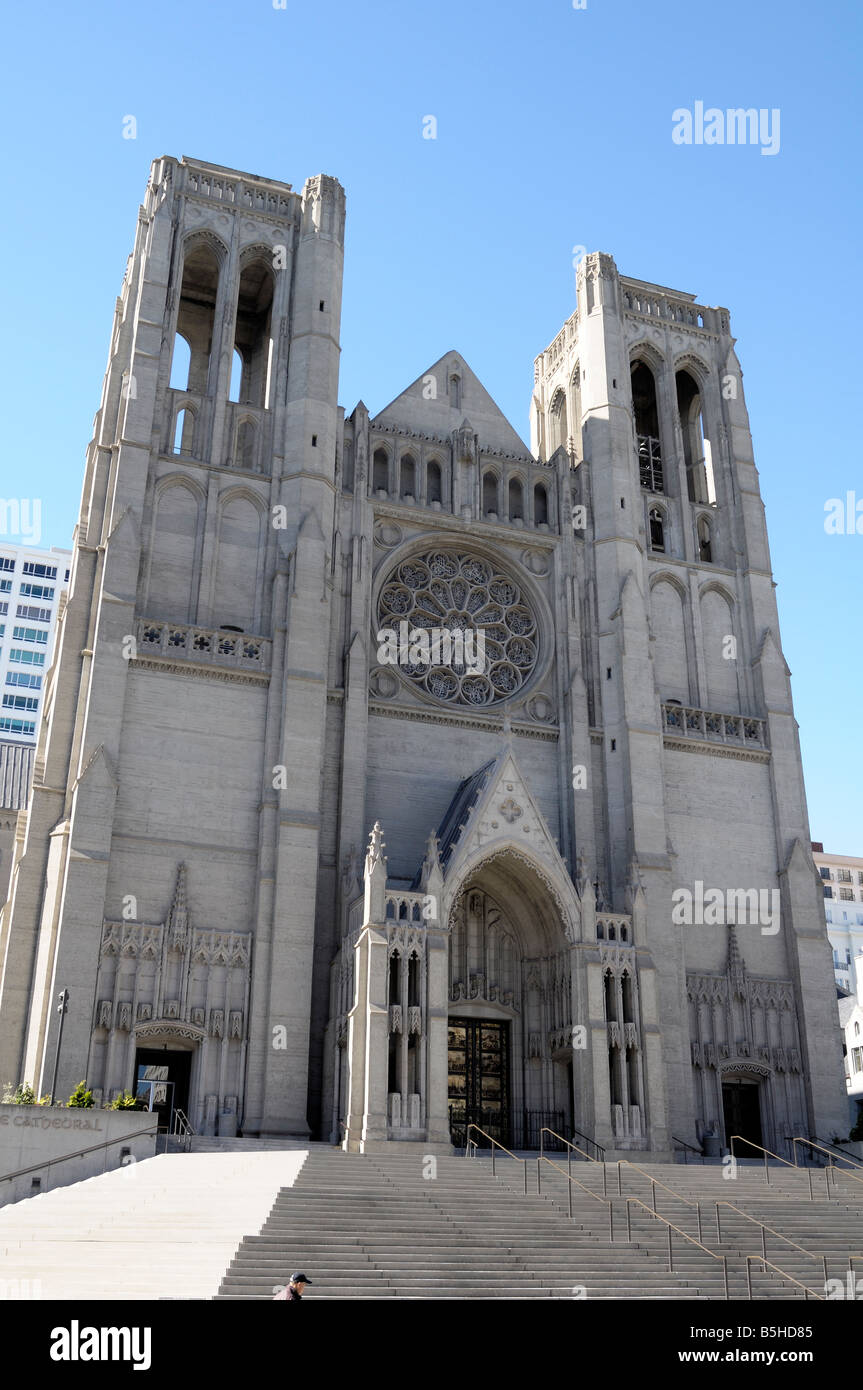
[134,1048,192,1131]
[447,1018,510,1149]
[722,1076,763,1155]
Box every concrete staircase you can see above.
[0,1149,310,1299]
[216,1148,834,1300]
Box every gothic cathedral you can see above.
[0,156,845,1158]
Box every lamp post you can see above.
[49,989,69,1104]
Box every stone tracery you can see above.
[377,550,539,707]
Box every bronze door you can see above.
[448,1018,510,1149]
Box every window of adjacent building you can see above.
[2,694,39,711]
[0,580,10,593]
[838,868,852,882]
[0,717,35,734]
[824,886,833,898]
[19,583,54,600]
[841,887,854,901]
[12,625,48,644]
[820,867,831,879]
[6,671,41,688]
[0,556,15,572]
[9,648,45,666]
[16,605,51,623]
[22,562,57,578]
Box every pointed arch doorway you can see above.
[446,854,574,1150]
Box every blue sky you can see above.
[1,0,859,849]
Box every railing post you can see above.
[667,1222,673,1273]
[807,1169,813,1202]
[568,1176,572,1220]
[609,1200,614,1243]
[492,1145,496,1178]
[651,1179,657,1214]
[523,1160,527,1197]
[723,1256,729,1301]
[715,1203,721,1243]
[764,1148,769,1186]
[761,1225,767,1261]
[626,1199,632,1242]
[746,1259,753,1300]
[536,1158,541,1195]
[602,1161,607,1199]
[617,1163,622,1196]
[696,1200,703,1245]
[825,1168,830,1200]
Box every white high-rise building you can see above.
[0,544,72,744]
[812,844,863,994]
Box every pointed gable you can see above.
[372,351,532,459]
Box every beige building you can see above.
[0,156,846,1159]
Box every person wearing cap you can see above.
[286,1272,312,1301]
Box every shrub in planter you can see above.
[106,1091,143,1110]
[66,1080,95,1108]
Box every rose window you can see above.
[376,551,539,706]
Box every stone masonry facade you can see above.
[0,156,846,1157]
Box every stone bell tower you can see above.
[0,156,346,1136]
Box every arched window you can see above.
[169,333,191,392]
[228,349,243,403]
[234,419,256,471]
[449,375,461,410]
[631,362,664,492]
[649,506,665,552]
[173,407,195,456]
[427,459,442,505]
[534,484,548,527]
[697,515,713,563]
[508,478,524,521]
[549,389,568,455]
[400,453,416,499]
[176,240,221,394]
[408,953,419,1008]
[483,472,498,517]
[373,448,389,494]
[676,370,716,505]
[604,969,617,1021]
[389,951,401,1004]
[622,972,634,1023]
[234,256,275,408]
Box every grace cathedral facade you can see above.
[0,156,845,1158]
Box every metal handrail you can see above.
[672,1135,705,1164]
[624,1195,729,1300]
[791,1136,863,1182]
[714,1200,827,1286]
[815,1135,863,1167]
[569,1125,606,1161]
[729,1134,797,1183]
[537,1154,615,1241]
[465,1124,528,1194]
[616,1158,699,1210]
[0,1120,160,1190]
[744,1254,824,1301]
